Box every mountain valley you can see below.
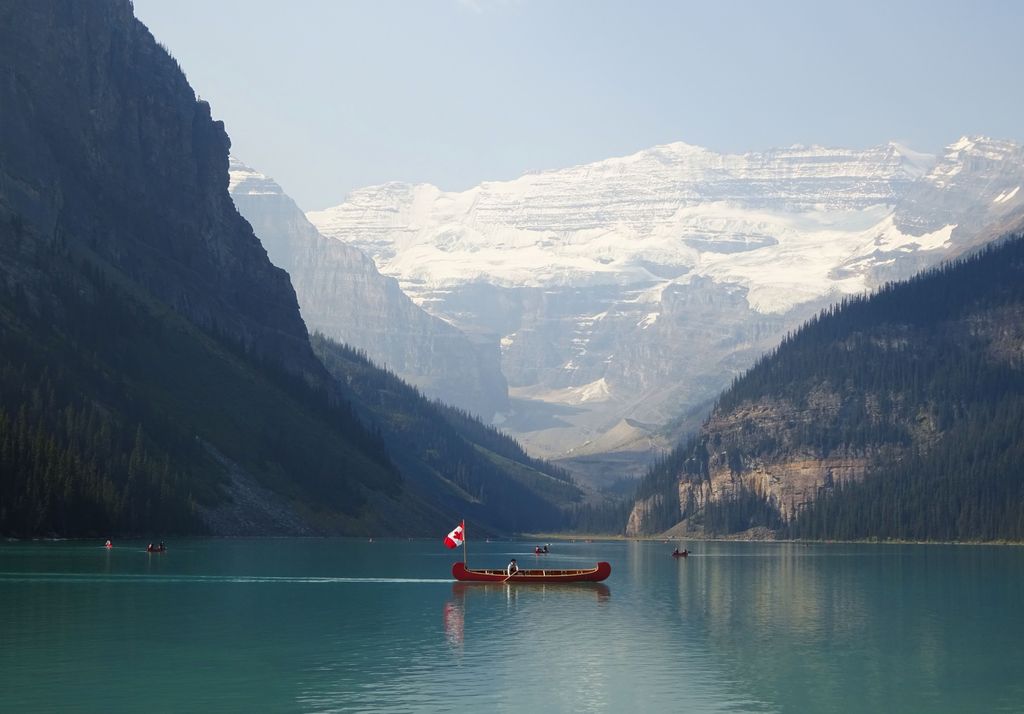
[307,139,1024,483]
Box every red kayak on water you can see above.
[452,561,611,583]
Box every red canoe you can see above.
[452,561,611,583]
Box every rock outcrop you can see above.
[307,138,1024,469]
[0,0,323,382]
[0,0,589,539]
[625,239,1024,539]
[229,160,508,418]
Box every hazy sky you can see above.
[133,0,1024,211]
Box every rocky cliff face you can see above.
[0,0,321,381]
[624,246,1024,538]
[0,0,423,537]
[0,0,587,538]
[229,160,508,418]
[895,137,1024,235]
[308,139,1024,469]
[624,394,876,536]
[681,395,875,523]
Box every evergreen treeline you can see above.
[628,234,1024,541]
[564,495,634,535]
[434,402,574,485]
[787,397,1024,541]
[0,373,204,537]
[311,334,583,533]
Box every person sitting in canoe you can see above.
[506,559,519,577]
[672,548,689,557]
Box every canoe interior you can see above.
[452,561,611,582]
[467,568,593,576]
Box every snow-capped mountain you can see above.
[229,159,508,419]
[307,137,1024,476]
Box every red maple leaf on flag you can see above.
[443,521,465,549]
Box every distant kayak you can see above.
[672,550,689,558]
[453,562,610,583]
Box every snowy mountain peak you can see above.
[948,135,978,152]
[229,158,509,419]
[228,158,282,197]
[305,136,1024,462]
[943,135,1019,160]
[886,142,936,177]
[309,138,980,313]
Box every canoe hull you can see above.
[452,561,611,583]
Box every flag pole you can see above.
[464,519,467,566]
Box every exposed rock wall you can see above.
[307,135,1024,465]
[625,494,663,537]
[0,0,322,380]
[625,286,1024,537]
[690,455,870,522]
[229,161,508,418]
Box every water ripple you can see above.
[0,572,454,585]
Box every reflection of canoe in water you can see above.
[450,581,606,598]
[451,581,610,600]
[452,561,611,583]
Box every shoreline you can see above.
[522,533,1024,547]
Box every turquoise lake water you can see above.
[1,538,1022,713]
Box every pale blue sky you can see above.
[133,0,1024,211]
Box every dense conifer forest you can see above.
[0,237,589,537]
[0,242,400,537]
[628,235,1024,541]
[311,334,583,534]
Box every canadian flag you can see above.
[444,521,465,549]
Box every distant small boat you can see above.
[452,562,611,583]
[672,549,689,558]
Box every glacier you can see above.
[305,137,1024,485]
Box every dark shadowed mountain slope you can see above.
[0,0,407,536]
[312,335,582,535]
[0,0,577,537]
[0,0,321,381]
[627,234,1024,542]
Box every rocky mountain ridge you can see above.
[0,0,323,383]
[307,137,1024,477]
[624,238,1024,540]
[229,160,508,419]
[0,0,575,537]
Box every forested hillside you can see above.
[628,234,1024,541]
[0,1,408,537]
[0,243,402,536]
[0,1,577,538]
[312,335,582,534]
